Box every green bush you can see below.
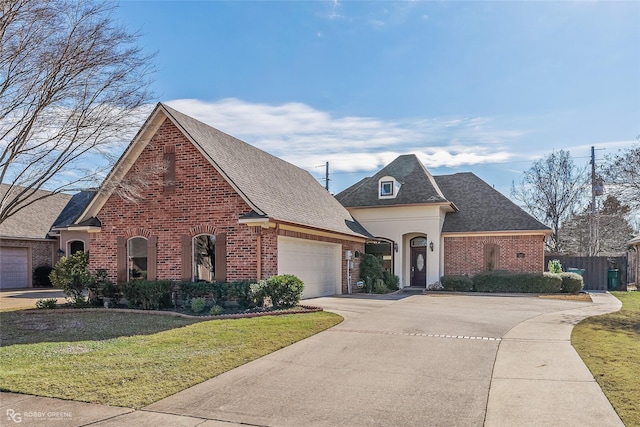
[35,298,57,309]
[264,274,304,308]
[373,279,388,294]
[440,275,473,291]
[33,266,53,288]
[86,268,120,306]
[548,259,563,274]
[209,305,223,315]
[472,271,562,293]
[177,281,217,308]
[360,253,384,293]
[559,272,583,294]
[226,280,256,309]
[49,251,92,300]
[122,280,173,310]
[382,270,399,291]
[190,297,207,314]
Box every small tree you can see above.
[511,150,588,252]
[49,251,92,301]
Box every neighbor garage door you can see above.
[0,247,29,289]
[277,236,341,299]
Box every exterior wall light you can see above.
[429,241,434,252]
[393,242,399,252]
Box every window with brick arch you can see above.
[484,243,500,271]
[128,237,148,281]
[193,234,215,282]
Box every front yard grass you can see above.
[0,310,342,408]
[572,291,640,426]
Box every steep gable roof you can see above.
[434,173,551,233]
[335,154,453,208]
[79,103,369,238]
[0,184,71,239]
[51,190,96,230]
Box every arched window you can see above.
[193,234,215,282]
[128,237,148,281]
[68,240,84,254]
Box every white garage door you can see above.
[0,247,29,289]
[278,237,341,299]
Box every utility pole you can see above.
[590,146,599,256]
[325,161,330,192]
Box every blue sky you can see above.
[113,0,640,197]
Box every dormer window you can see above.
[380,181,393,196]
[378,176,401,199]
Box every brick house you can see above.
[336,154,551,288]
[0,184,71,289]
[74,103,369,298]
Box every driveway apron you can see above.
[143,294,607,427]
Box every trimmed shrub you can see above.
[472,271,562,293]
[264,274,304,308]
[559,272,583,294]
[33,266,53,288]
[190,297,206,314]
[122,280,173,310]
[49,251,92,300]
[177,281,217,308]
[209,305,223,315]
[440,275,473,292]
[226,280,256,309]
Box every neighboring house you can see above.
[0,184,71,289]
[629,235,640,288]
[49,190,96,257]
[72,103,370,299]
[335,155,551,288]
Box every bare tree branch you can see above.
[511,150,588,252]
[0,0,155,224]
[603,138,640,212]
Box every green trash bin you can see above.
[567,268,584,276]
[607,269,620,291]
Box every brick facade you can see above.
[89,118,363,293]
[443,234,545,276]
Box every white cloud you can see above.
[166,98,525,174]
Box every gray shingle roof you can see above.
[0,184,71,239]
[161,104,370,238]
[51,191,96,229]
[434,173,551,233]
[335,154,450,208]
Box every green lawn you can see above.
[0,310,342,408]
[572,291,640,426]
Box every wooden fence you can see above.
[544,255,628,291]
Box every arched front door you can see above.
[410,237,427,287]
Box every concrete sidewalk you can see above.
[485,292,624,426]
[0,293,625,426]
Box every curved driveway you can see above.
[141,293,623,427]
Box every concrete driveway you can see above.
[0,288,66,310]
[140,293,622,427]
[0,293,623,426]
